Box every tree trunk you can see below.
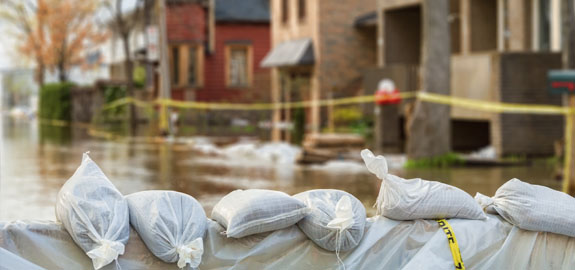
[58,60,67,82]
[406,0,451,159]
[36,59,45,87]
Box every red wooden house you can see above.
[167,0,271,103]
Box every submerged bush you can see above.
[404,153,465,169]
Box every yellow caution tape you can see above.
[101,91,570,115]
[437,219,465,270]
[417,92,569,115]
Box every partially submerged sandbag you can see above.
[475,178,575,237]
[211,189,309,238]
[55,153,129,269]
[294,189,366,252]
[361,149,486,220]
[126,191,207,269]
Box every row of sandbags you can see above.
[360,149,575,236]
[55,153,366,269]
[55,150,575,270]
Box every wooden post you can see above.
[327,88,334,133]
[564,97,575,195]
[284,73,292,142]
[562,0,575,195]
[157,0,171,135]
[271,69,281,141]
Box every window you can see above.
[282,0,289,24]
[298,0,306,21]
[225,44,252,88]
[188,46,198,86]
[537,0,550,51]
[169,44,203,87]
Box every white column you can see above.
[550,0,562,51]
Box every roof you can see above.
[260,38,314,68]
[215,0,270,23]
[354,11,377,27]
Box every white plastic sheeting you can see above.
[126,191,207,269]
[294,190,366,252]
[211,189,309,238]
[476,178,575,237]
[1,215,574,270]
[55,153,129,270]
[361,149,486,220]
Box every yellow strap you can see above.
[437,219,465,270]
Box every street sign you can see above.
[548,70,575,94]
[146,26,159,61]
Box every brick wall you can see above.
[196,23,271,102]
[498,53,563,156]
[318,0,377,99]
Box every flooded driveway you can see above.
[0,117,562,221]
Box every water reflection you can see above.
[0,117,562,221]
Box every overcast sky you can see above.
[0,21,23,70]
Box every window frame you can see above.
[224,44,253,89]
[169,43,204,88]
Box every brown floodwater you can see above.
[0,117,562,221]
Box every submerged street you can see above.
[0,117,562,221]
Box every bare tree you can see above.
[101,0,145,133]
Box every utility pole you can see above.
[157,0,171,136]
[562,0,575,195]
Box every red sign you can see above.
[375,79,401,105]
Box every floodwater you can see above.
[0,117,562,221]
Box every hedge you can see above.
[38,82,74,121]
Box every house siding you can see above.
[167,3,206,43]
[166,3,270,102]
[198,23,271,102]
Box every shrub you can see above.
[102,85,127,120]
[39,83,74,120]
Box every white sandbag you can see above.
[55,153,129,269]
[211,189,309,238]
[294,189,366,252]
[361,149,486,220]
[126,191,207,269]
[475,178,575,237]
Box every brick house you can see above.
[369,0,567,156]
[261,0,377,141]
[167,0,271,103]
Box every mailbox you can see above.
[548,70,575,95]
